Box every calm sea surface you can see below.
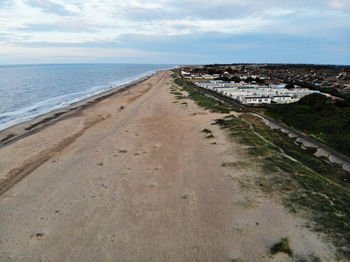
[0,64,174,131]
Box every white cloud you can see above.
[0,0,348,54]
[127,1,164,9]
[329,0,350,9]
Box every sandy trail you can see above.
[0,71,335,261]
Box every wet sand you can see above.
[0,71,337,261]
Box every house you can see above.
[272,96,297,104]
[181,71,191,78]
[202,74,215,80]
[241,96,271,105]
[191,73,202,79]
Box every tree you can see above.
[255,77,265,84]
[246,77,254,83]
[298,93,330,110]
[226,67,233,73]
[285,83,295,89]
[232,76,241,83]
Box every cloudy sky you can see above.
[0,0,349,65]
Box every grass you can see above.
[221,161,248,168]
[182,193,191,200]
[173,75,234,114]
[170,83,187,101]
[216,114,350,257]
[171,70,350,260]
[206,134,214,139]
[201,128,212,134]
[118,149,128,153]
[270,237,293,257]
[240,114,350,189]
[236,197,258,209]
[213,116,271,157]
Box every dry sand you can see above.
[0,71,337,261]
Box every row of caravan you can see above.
[195,81,320,105]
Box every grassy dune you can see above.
[172,69,350,260]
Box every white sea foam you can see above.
[0,65,173,131]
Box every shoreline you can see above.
[0,70,164,148]
[0,69,338,261]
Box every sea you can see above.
[0,63,175,131]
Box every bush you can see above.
[270,238,293,257]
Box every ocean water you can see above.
[0,64,174,131]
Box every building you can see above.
[194,80,322,105]
[241,96,272,104]
[272,96,298,104]
[181,71,191,78]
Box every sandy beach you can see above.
[0,71,337,261]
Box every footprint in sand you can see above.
[30,232,44,240]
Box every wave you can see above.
[0,67,167,131]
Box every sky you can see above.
[0,0,349,65]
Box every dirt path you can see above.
[0,71,337,261]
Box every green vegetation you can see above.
[172,73,234,114]
[297,256,322,262]
[201,128,212,134]
[202,128,214,138]
[170,82,186,100]
[172,69,350,259]
[267,93,350,157]
[182,193,190,200]
[221,161,248,168]
[240,113,350,189]
[231,258,245,262]
[217,114,350,259]
[118,149,128,153]
[270,238,293,257]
